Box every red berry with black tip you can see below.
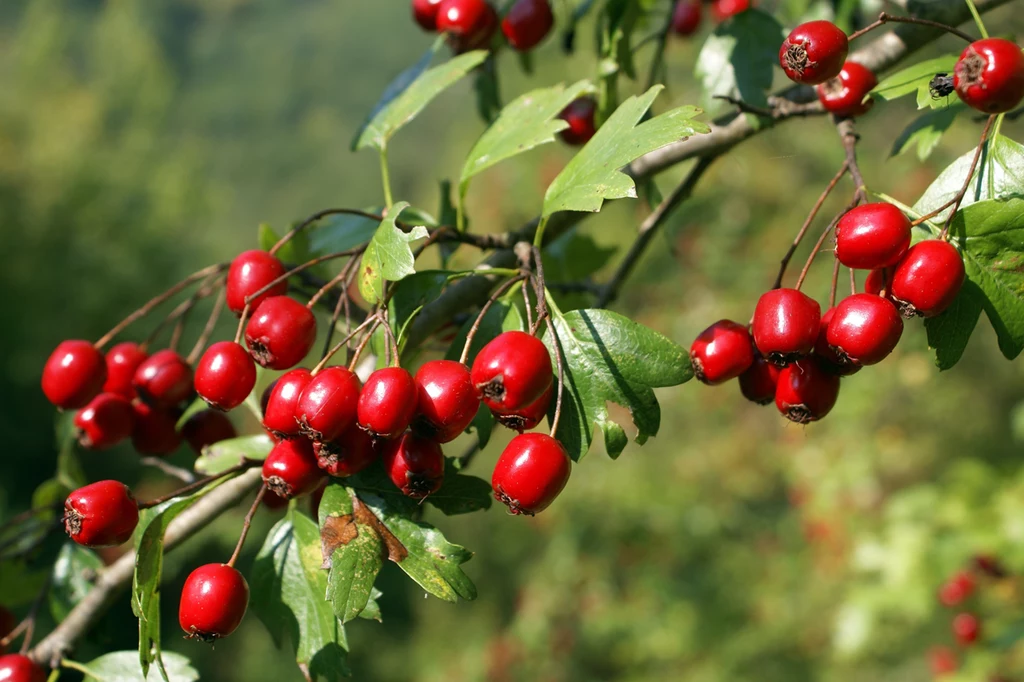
[954,38,1024,114]
[133,349,194,408]
[672,1,702,36]
[689,320,754,385]
[413,0,446,31]
[181,409,236,455]
[814,308,861,376]
[817,61,877,117]
[74,393,134,450]
[953,612,981,646]
[262,368,313,439]
[471,331,553,413]
[179,563,249,642]
[751,288,821,365]
[779,20,848,85]
[558,97,597,145]
[711,0,750,21]
[244,296,317,370]
[496,383,553,432]
[413,360,480,443]
[774,357,840,424]
[131,402,182,455]
[939,570,976,606]
[357,367,418,439]
[738,353,781,405]
[437,0,498,52]
[501,0,553,51]
[103,342,148,400]
[890,240,966,318]
[295,366,361,443]
[314,424,379,478]
[262,438,324,499]
[382,432,445,498]
[64,480,139,548]
[42,340,107,410]
[225,250,287,316]
[492,432,571,515]
[0,654,46,682]
[826,294,903,366]
[835,203,911,270]
[194,342,257,411]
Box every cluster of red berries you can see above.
[412,0,553,53]
[690,203,965,423]
[0,604,45,681]
[670,0,753,38]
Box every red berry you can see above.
[711,0,750,21]
[496,383,553,432]
[471,331,553,413]
[816,61,877,117]
[492,433,571,515]
[779,20,848,85]
[689,319,755,385]
[825,294,903,366]
[357,367,418,439]
[262,488,289,510]
[751,288,821,365]
[0,654,46,682]
[262,438,324,499]
[929,646,958,676]
[835,203,912,270]
[133,350,194,409]
[501,0,553,51]
[64,480,139,548]
[295,366,361,443]
[864,267,892,296]
[671,1,702,36]
[262,368,313,439]
[738,353,781,405]
[41,340,106,410]
[558,97,597,146]
[0,606,15,655]
[813,308,861,376]
[413,360,480,443]
[774,357,840,424]
[181,409,237,455]
[225,250,287,316]
[74,393,134,450]
[437,0,498,52]
[973,554,1007,578]
[953,612,981,645]
[939,571,976,606]
[131,402,182,456]
[102,342,148,400]
[314,424,379,478]
[413,0,446,31]
[382,432,445,498]
[194,341,257,411]
[179,563,249,641]
[244,296,317,370]
[890,240,966,318]
[954,38,1024,114]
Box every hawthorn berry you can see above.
[738,353,781,405]
[890,240,965,318]
[864,267,892,296]
[779,20,848,85]
[133,349,194,409]
[262,438,324,499]
[413,360,480,443]
[295,366,361,443]
[225,250,287,316]
[501,0,553,51]
[813,309,861,376]
[194,341,257,411]
[64,480,140,548]
[671,1,702,36]
[816,61,877,117]
[0,654,46,682]
[437,0,498,52]
[382,432,445,498]
[471,331,553,413]
[74,392,135,450]
[244,296,317,370]
[558,97,597,146]
[315,424,379,478]
[826,294,903,366]
[181,409,237,455]
[774,357,840,424]
[492,432,571,515]
[262,368,313,439]
[953,612,980,646]
[102,341,148,400]
[835,203,911,270]
[357,367,418,439]
[131,401,183,455]
[711,0,750,22]
[413,0,446,31]
[751,288,821,365]
[689,319,755,385]
[929,646,958,676]
[41,340,107,410]
[179,563,249,641]
[953,38,1024,114]
[939,570,976,607]
[496,383,553,432]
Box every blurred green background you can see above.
[3,0,1024,680]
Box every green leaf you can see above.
[353,50,488,152]
[542,228,616,282]
[468,402,495,451]
[389,270,452,347]
[444,300,525,366]
[542,87,708,217]
[472,55,502,125]
[50,542,102,622]
[890,105,962,162]
[358,202,429,305]
[319,485,383,625]
[308,213,381,257]
[542,307,693,461]
[195,434,274,475]
[695,9,785,110]
[924,279,985,370]
[67,651,197,682]
[914,136,1024,221]
[357,588,383,622]
[0,561,48,607]
[425,459,493,516]
[871,55,958,104]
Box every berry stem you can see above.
[849,267,857,296]
[838,119,868,204]
[186,291,227,366]
[794,216,841,291]
[0,616,29,651]
[378,312,401,365]
[306,261,355,310]
[269,208,380,257]
[520,277,535,331]
[458,275,528,365]
[137,461,258,510]
[644,0,676,91]
[532,215,550,249]
[846,12,975,43]
[144,274,224,352]
[829,258,841,308]
[226,484,267,569]
[319,257,360,362]
[313,315,380,375]
[542,289,567,438]
[940,114,997,239]
[17,575,52,656]
[347,317,382,372]
[773,161,848,289]
[379,147,395,208]
[169,273,223,354]
[963,0,989,38]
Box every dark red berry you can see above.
[501,0,553,51]
[864,267,892,296]
[973,554,1008,578]
[954,38,1024,114]
[492,432,571,515]
[0,654,46,682]
[689,320,755,385]
[382,432,445,499]
[357,367,418,439]
[826,294,903,366]
[181,409,237,455]
[194,341,257,411]
[774,357,840,424]
[558,97,597,146]
[671,1,702,36]
[939,570,975,606]
[779,20,848,85]
[295,366,361,443]
[496,383,553,432]
[42,340,107,410]
[64,480,139,548]
[262,368,313,439]
[953,612,980,646]
[738,353,780,405]
[314,424,379,478]
[711,0,750,21]
[835,203,912,270]
[929,646,958,676]
[133,350,194,409]
[102,342,148,400]
[751,288,821,365]
[74,393,134,450]
[179,563,249,641]
[413,360,480,443]
[225,250,287,316]
[437,0,498,52]
[890,240,965,318]
[813,308,861,376]
[244,296,317,370]
[131,402,183,456]
[262,438,324,499]
[816,61,877,117]
[471,331,553,413]
[413,0,446,31]
[262,488,289,510]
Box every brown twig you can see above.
[186,291,227,366]
[795,216,841,291]
[458,275,527,365]
[313,315,380,375]
[847,11,975,43]
[829,257,841,308]
[941,114,996,238]
[226,485,267,568]
[137,461,256,510]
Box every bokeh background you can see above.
[2,0,1024,680]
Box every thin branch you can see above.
[140,457,197,485]
[837,118,868,204]
[847,11,975,43]
[942,114,996,238]
[137,461,257,510]
[773,161,848,289]
[186,290,227,366]
[227,485,267,568]
[458,275,527,365]
[794,217,840,290]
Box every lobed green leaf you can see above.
[358,202,429,305]
[68,651,197,682]
[695,9,785,110]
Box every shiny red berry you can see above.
[813,308,861,376]
[64,480,139,548]
[262,438,324,499]
[133,349,194,408]
[413,0,446,31]
[501,0,553,51]
[357,367,418,439]
[558,97,597,145]
[496,383,553,432]
[437,0,498,52]
[779,20,848,85]
[774,357,840,424]
[314,424,379,478]
[471,331,553,413]
[863,267,892,296]
[738,353,781,405]
[179,563,249,641]
[671,1,702,36]
[102,342,148,400]
[131,402,182,455]
[262,368,313,439]
[413,360,480,443]
[890,240,966,318]
[953,612,980,645]
[939,570,975,606]
[929,646,957,676]
[826,294,903,366]
[382,432,445,498]
[295,367,361,443]
[689,320,755,385]
[711,0,750,21]
[835,203,911,270]
[816,61,877,117]
[244,296,317,370]
[194,342,257,411]
[492,433,571,515]
[954,38,1024,114]
[42,340,107,410]
[751,288,821,365]
[0,654,46,682]
[225,250,287,316]
[74,393,134,450]
[181,409,237,455]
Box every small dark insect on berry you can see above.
[929,73,955,100]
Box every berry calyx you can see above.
[357,367,418,439]
[132,349,194,409]
[738,353,781,405]
[225,250,287,316]
[74,393,135,450]
[491,433,571,515]
[835,203,912,270]
[779,20,848,85]
[890,240,966,318]
[825,294,904,366]
[751,288,821,365]
[496,383,553,432]
[295,366,361,443]
[437,0,498,52]
[314,424,379,478]
[671,1,702,36]
[102,342,148,400]
[939,570,976,607]
[953,38,1024,114]
[194,341,257,411]
[64,480,140,548]
[501,0,553,51]
[131,402,183,456]
[413,360,480,443]
[816,61,877,118]
[774,357,840,424]
[471,331,553,413]
[262,368,313,439]
[412,0,446,31]
[244,296,317,370]
[179,563,249,642]
[558,97,597,146]
[382,432,445,498]
[262,438,324,499]
[952,612,980,646]
[689,319,755,385]
[181,409,237,455]
[0,654,46,682]
[813,308,861,376]
[41,340,107,410]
